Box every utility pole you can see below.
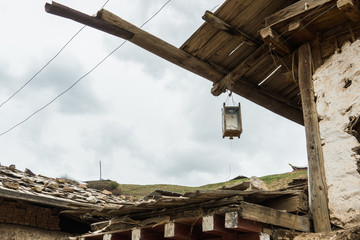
[99,160,102,180]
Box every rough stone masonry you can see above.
[313,39,360,228]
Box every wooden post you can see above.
[297,43,331,232]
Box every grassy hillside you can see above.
[87,170,307,199]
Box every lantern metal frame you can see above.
[222,102,242,139]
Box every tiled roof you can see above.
[0,164,136,210]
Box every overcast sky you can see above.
[0,0,307,186]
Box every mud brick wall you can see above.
[313,39,360,228]
[0,197,61,231]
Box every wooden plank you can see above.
[224,212,262,233]
[297,43,331,232]
[238,201,311,232]
[260,26,293,56]
[164,222,199,240]
[202,11,259,46]
[265,0,333,27]
[103,234,129,240]
[337,0,360,22]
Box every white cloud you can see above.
[0,0,307,187]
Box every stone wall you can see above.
[0,223,72,240]
[312,39,360,228]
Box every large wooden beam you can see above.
[337,0,360,22]
[238,201,311,232]
[164,222,199,240]
[224,212,262,233]
[265,0,333,27]
[297,43,331,232]
[260,27,293,56]
[202,11,260,46]
[45,2,304,125]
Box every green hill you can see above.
[86,170,307,199]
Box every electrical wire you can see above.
[0,26,85,109]
[0,0,112,109]
[0,0,171,137]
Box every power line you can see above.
[0,0,112,109]
[0,26,85,109]
[0,0,172,137]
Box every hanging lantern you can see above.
[222,102,242,139]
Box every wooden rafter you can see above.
[202,11,260,46]
[45,1,304,125]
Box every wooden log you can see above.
[337,0,360,22]
[237,201,311,232]
[164,222,199,240]
[297,43,331,232]
[224,212,262,233]
[260,26,293,56]
[202,11,260,46]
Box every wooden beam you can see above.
[164,222,199,240]
[237,201,311,232]
[202,11,260,46]
[44,2,134,40]
[238,233,261,240]
[224,212,262,233]
[211,44,268,95]
[202,214,229,234]
[337,0,360,22]
[131,229,162,240]
[288,20,316,42]
[45,2,224,82]
[103,234,129,240]
[45,2,304,125]
[260,26,293,56]
[297,43,331,232]
[265,0,332,27]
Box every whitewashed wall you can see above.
[313,39,360,228]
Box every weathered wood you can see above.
[45,2,304,125]
[260,26,293,56]
[202,11,259,46]
[211,44,268,95]
[265,0,332,27]
[311,33,323,71]
[238,201,311,232]
[164,222,199,240]
[337,0,360,22]
[238,233,261,240]
[224,212,262,233]
[202,214,229,234]
[103,234,128,240]
[288,20,316,42]
[297,43,331,232]
[263,195,308,213]
[132,229,162,240]
[44,2,134,40]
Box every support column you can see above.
[297,43,331,232]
